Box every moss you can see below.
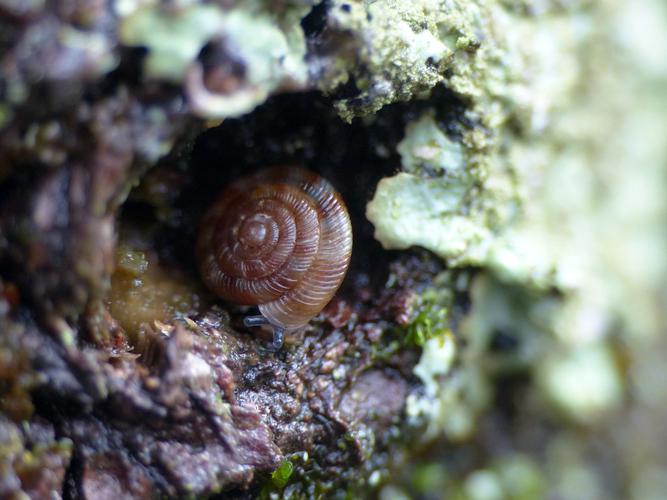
[259,452,311,499]
[270,459,294,489]
[402,279,454,347]
[405,307,448,348]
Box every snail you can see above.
[196,166,353,349]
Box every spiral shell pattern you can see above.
[196,166,353,330]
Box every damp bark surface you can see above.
[0,4,464,497]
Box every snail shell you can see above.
[196,166,353,331]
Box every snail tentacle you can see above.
[243,315,269,327]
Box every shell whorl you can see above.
[196,166,353,330]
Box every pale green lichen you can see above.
[119,3,308,119]
[366,101,499,265]
[322,0,454,121]
[367,0,665,361]
[362,0,517,266]
[462,456,545,500]
[321,0,539,122]
[401,276,464,437]
[366,172,490,263]
[397,113,465,175]
[119,4,227,81]
[362,0,525,267]
[405,309,490,441]
[412,334,456,396]
[538,343,623,424]
[463,469,505,500]
[370,0,667,495]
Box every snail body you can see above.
[196,166,352,345]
